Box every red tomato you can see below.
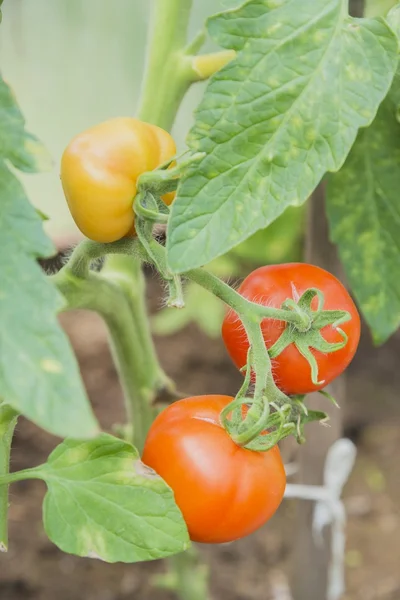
[142,395,286,544]
[222,263,360,395]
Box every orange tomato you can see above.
[222,263,361,394]
[142,395,286,544]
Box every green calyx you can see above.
[219,369,330,453]
[137,151,205,199]
[269,287,351,387]
[218,339,327,452]
[134,191,170,224]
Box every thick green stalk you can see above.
[0,404,18,550]
[103,256,173,396]
[52,269,156,452]
[138,0,195,131]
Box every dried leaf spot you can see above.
[347,23,360,32]
[135,459,159,479]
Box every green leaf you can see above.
[167,0,399,273]
[0,78,52,172]
[0,75,98,438]
[326,73,400,344]
[35,435,189,563]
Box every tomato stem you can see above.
[0,467,39,487]
[66,238,147,280]
[137,0,195,132]
[0,404,18,551]
[184,267,315,328]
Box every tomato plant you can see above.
[143,395,286,543]
[222,263,361,394]
[1,0,400,599]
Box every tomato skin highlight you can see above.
[60,117,176,243]
[142,395,286,544]
[222,263,361,395]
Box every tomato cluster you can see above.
[143,264,360,544]
[61,121,361,546]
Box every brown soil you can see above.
[1,275,399,600]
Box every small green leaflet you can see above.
[326,73,400,344]
[33,435,190,563]
[386,3,400,36]
[0,75,98,437]
[167,0,399,273]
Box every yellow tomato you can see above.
[61,118,176,243]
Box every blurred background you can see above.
[0,1,399,600]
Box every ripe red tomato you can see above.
[142,395,286,544]
[222,263,361,395]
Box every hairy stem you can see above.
[0,405,18,550]
[185,267,311,328]
[102,256,173,396]
[0,467,40,487]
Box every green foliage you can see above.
[0,75,98,438]
[326,73,400,344]
[34,435,190,563]
[167,0,399,273]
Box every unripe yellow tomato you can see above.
[60,118,176,243]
